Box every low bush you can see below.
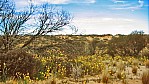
[0,49,41,80]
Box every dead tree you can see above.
[0,1,74,52]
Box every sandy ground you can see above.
[56,66,147,84]
[1,66,147,84]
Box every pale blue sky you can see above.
[14,0,149,35]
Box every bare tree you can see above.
[0,0,14,15]
[0,0,34,52]
[22,3,73,48]
[0,1,74,52]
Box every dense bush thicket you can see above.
[1,31,149,83]
[30,38,101,58]
[0,49,41,80]
[107,31,147,56]
[139,47,149,58]
[20,31,149,57]
[94,40,107,56]
[1,30,148,58]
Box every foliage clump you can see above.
[140,47,149,59]
[108,30,146,56]
[1,49,41,79]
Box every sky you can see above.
[14,0,149,35]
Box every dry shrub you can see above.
[142,69,149,84]
[132,59,138,66]
[145,60,149,68]
[140,47,149,58]
[1,49,41,79]
[132,66,138,75]
[108,67,116,76]
[116,71,122,79]
[101,70,109,83]
[0,38,2,47]
[116,61,125,71]
[112,61,117,67]
[51,78,56,84]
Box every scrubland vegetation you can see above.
[0,0,149,84]
[1,31,149,84]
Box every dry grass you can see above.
[142,69,149,84]
[145,60,149,68]
[132,59,139,66]
[132,66,138,75]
